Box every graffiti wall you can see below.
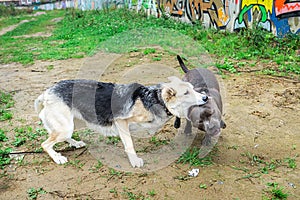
[156,0,299,36]
[35,0,300,36]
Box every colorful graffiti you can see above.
[33,0,300,36]
[275,0,300,18]
[157,0,230,29]
[156,0,300,36]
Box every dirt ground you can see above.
[0,50,299,199]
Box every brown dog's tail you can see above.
[177,55,189,73]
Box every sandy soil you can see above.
[0,50,299,199]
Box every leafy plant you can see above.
[106,136,121,145]
[0,91,14,121]
[264,182,288,200]
[177,147,214,166]
[199,184,207,189]
[0,129,8,142]
[27,187,47,200]
[0,147,12,169]
[284,157,297,169]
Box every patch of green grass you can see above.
[143,48,156,55]
[177,147,214,166]
[0,91,14,121]
[64,159,85,169]
[106,136,121,145]
[149,136,169,147]
[199,183,207,189]
[27,187,47,200]
[240,152,282,175]
[3,10,64,37]
[147,189,156,197]
[216,58,237,73]
[263,182,288,200]
[1,8,299,77]
[11,126,48,149]
[122,187,149,200]
[0,129,8,142]
[89,160,103,173]
[0,147,12,169]
[284,157,297,169]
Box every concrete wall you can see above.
[35,0,300,37]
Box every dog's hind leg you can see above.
[39,103,75,164]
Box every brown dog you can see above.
[175,55,226,156]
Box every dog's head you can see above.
[161,76,208,118]
[188,98,226,136]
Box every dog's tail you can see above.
[177,55,189,73]
[34,93,44,114]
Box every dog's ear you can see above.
[220,120,226,129]
[174,117,181,129]
[162,87,177,102]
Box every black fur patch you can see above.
[51,80,171,126]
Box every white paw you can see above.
[73,141,86,148]
[52,153,68,164]
[127,153,144,168]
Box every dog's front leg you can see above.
[115,119,144,168]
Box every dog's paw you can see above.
[52,153,68,164]
[128,153,144,168]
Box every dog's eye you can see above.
[184,90,189,95]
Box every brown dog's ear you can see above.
[220,120,226,129]
[162,87,177,102]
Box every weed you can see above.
[11,137,26,147]
[64,159,85,169]
[106,136,121,145]
[143,48,156,55]
[122,187,148,200]
[0,129,8,142]
[264,182,288,200]
[284,157,297,169]
[10,126,48,149]
[0,91,14,121]
[152,54,162,61]
[177,147,214,166]
[149,136,169,146]
[46,65,54,70]
[147,189,156,196]
[216,58,237,73]
[109,188,118,195]
[109,168,122,177]
[199,184,207,189]
[89,160,103,172]
[27,187,47,200]
[0,147,12,169]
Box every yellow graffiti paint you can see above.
[218,7,229,25]
[242,0,273,13]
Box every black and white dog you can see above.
[35,76,208,167]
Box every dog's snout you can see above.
[202,95,208,103]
